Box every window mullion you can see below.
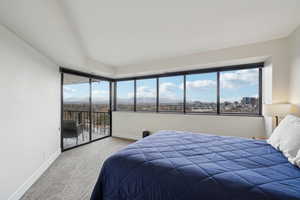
[134,79,136,112]
[259,68,263,115]
[114,81,117,111]
[183,75,186,114]
[217,72,220,115]
[156,78,159,113]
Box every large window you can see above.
[159,76,184,112]
[220,68,259,114]
[136,78,157,111]
[116,80,134,111]
[114,63,262,115]
[186,73,217,112]
[92,80,110,112]
[62,71,111,151]
[91,80,110,140]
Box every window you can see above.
[61,71,112,151]
[136,78,157,111]
[116,80,134,111]
[114,63,262,116]
[186,73,217,112]
[91,80,110,140]
[220,68,259,114]
[92,80,110,112]
[159,76,184,112]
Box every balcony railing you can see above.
[63,110,110,144]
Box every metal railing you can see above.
[63,110,110,137]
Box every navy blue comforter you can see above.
[91,131,300,200]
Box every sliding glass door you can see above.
[91,79,111,140]
[61,72,111,151]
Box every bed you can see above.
[91,131,300,200]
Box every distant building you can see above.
[241,97,257,105]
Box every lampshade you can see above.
[263,104,291,117]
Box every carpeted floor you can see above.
[21,137,133,200]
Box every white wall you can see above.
[0,24,61,200]
[289,25,300,114]
[262,59,273,136]
[0,0,116,77]
[116,38,290,103]
[113,38,292,140]
[112,112,265,140]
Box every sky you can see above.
[63,68,259,103]
[64,80,110,103]
[186,73,217,102]
[220,68,258,102]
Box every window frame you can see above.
[114,62,263,116]
[219,68,261,115]
[59,67,113,152]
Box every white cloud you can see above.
[185,80,216,90]
[92,90,109,102]
[160,82,177,92]
[63,87,109,102]
[159,82,181,99]
[92,90,108,96]
[63,86,76,93]
[63,86,77,99]
[127,82,183,100]
[137,86,156,98]
[221,69,258,89]
[127,86,156,98]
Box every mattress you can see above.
[91,131,300,200]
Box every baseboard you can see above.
[112,133,140,141]
[8,149,61,200]
[112,135,138,142]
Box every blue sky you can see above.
[64,80,109,102]
[64,68,259,103]
[220,69,258,102]
[117,80,134,98]
[186,73,217,102]
[159,76,183,102]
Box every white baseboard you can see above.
[112,132,140,141]
[8,149,61,200]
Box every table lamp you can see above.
[263,104,291,126]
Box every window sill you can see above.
[113,110,263,118]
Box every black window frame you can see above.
[114,62,264,117]
[60,67,113,152]
[219,68,261,115]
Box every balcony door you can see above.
[61,72,111,151]
[91,79,111,140]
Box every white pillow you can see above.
[295,150,300,167]
[279,118,300,166]
[267,114,297,149]
[268,114,300,167]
